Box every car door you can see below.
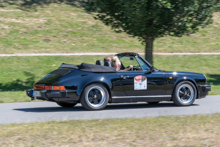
[118,56,167,97]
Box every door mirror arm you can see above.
[150,66,155,73]
[145,66,155,74]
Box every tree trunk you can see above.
[145,36,154,65]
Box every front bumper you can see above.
[199,85,211,98]
[26,89,80,102]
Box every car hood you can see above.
[162,70,204,76]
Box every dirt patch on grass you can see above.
[0,9,21,12]
[0,24,10,29]
[0,18,46,24]
[213,12,220,24]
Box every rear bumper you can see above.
[198,85,211,98]
[26,89,80,102]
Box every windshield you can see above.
[118,55,154,72]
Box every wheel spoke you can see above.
[179,90,184,96]
[88,97,94,102]
[94,89,99,95]
[186,88,190,94]
[186,94,191,99]
[88,91,94,97]
[97,94,102,100]
[182,87,186,92]
[93,99,98,104]
[180,95,184,99]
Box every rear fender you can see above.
[76,75,113,99]
[79,81,112,101]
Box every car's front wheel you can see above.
[172,81,197,106]
[56,102,77,107]
[80,84,109,110]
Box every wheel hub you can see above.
[177,84,194,104]
[86,87,106,108]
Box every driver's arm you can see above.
[121,65,133,71]
[126,65,133,71]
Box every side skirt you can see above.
[111,95,172,103]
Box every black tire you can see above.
[80,83,109,110]
[56,102,77,107]
[172,81,197,106]
[147,102,160,105]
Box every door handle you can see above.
[121,75,129,79]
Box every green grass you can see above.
[0,114,220,146]
[0,55,219,103]
[154,12,220,53]
[0,4,219,53]
[0,91,33,103]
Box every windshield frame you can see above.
[117,54,156,72]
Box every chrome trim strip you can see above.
[112,95,171,98]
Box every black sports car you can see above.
[26,52,211,110]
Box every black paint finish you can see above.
[27,52,210,103]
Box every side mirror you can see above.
[145,66,154,74]
[150,66,155,72]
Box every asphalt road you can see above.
[0,95,219,124]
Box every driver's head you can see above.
[104,57,112,63]
[112,56,121,71]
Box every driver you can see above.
[112,56,133,71]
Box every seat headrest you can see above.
[96,60,103,66]
[104,61,112,67]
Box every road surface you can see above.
[0,95,219,124]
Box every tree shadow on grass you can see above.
[207,74,220,86]
[0,0,83,8]
[0,71,36,91]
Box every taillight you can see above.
[34,85,45,89]
[34,85,66,91]
[52,86,66,91]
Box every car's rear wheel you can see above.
[56,102,77,107]
[173,81,197,106]
[80,83,109,110]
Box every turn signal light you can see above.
[53,86,66,91]
[34,85,66,91]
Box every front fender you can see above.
[173,76,203,99]
[173,76,198,90]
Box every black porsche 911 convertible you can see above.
[27,52,211,110]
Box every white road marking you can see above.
[0,52,220,57]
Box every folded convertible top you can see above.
[60,63,116,73]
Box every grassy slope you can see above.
[0,55,219,103]
[0,4,220,53]
[0,4,219,103]
[0,114,220,146]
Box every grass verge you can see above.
[0,55,219,103]
[0,91,33,103]
[0,114,220,146]
[0,4,219,53]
